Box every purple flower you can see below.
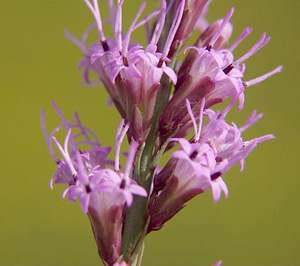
[42,103,147,266]
[49,0,281,264]
[41,102,112,189]
[160,8,281,141]
[97,119,148,207]
[166,0,211,58]
[149,97,274,231]
[68,0,188,143]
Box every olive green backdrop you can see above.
[0,0,299,265]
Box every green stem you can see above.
[121,42,183,265]
[121,75,172,263]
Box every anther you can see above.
[190,151,198,160]
[120,179,126,189]
[216,157,223,163]
[206,44,212,52]
[72,173,78,181]
[211,172,222,180]
[85,184,92,193]
[223,64,234,75]
[123,56,129,67]
[101,40,109,52]
[157,58,164,68]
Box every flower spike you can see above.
[50,1,281,264]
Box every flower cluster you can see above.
[149,97,274,231]
[42,103,146,265]
[43,0,281,265]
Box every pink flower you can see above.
[160,8,281,141]
[149,97,274,231]
[46,1,281,264]
[42,103,147,266]
[41,102,112,189]
[68,0,186,144]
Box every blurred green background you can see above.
[0,0,299,265]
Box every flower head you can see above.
[41,102,112,189]
[47,0,281,264]
[42,103,147,266]
[160,8,281,141]
[149,97,274,231]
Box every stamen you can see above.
[209,8,234,49]
[75,151,90,184]
[244,66,283,87]
[62,187,71,199]
[115,0,124,52]
[115,119,130,172]
[186,99,198,140]
[52,130,77,177]
[189,150,198,160]
[49,174,55,190]
[85,184,92,193]
[122,56,129,66]
[145,21,151,43]
[133,10,161,31]
[159,0,185,64]
[211,172,222,181]
[221,90,243,117]
[157,58,164,68]
[107,0,116,28]
[65,30,88,55]
[235,32,271,65]
[41,109,59,162]
[223,64,234,75]
[83,0,107,44]
[120,179,126,189]
[206,44,212,52]
[101,40,110,52]
[123,141,139,180]
[51,101,68,125]
[244,134,275,146]
[229,27,252,52]
[195,99,206,142]
[74,112,91,142]
[123,2,146,56]
[240,110,263,133]
[150,0,167,46]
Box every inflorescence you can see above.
[42,1,281,265]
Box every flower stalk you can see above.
[42,1,282,265]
